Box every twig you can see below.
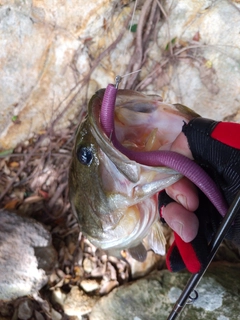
[48,182,68,208]
[124,0,154,89]
[142,0,158,46]
[141,1,159,66]
[156,0,172,55]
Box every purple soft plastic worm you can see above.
[100,84,116,137]
[100,84,228,216]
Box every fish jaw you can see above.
[87,194,160,251]
[97,148,182,211]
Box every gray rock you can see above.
[90,263,240,320]
[18,299,34,319]
[0,209,57,300]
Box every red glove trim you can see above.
[166,241,176,271]
[174,232,201,273]
[211,122,240,149]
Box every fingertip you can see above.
[162,202,199,242]
[166,177,199,212]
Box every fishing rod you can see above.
[167,190,240,319]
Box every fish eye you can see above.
[76,146,93,166]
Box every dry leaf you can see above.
[4,198,22,209]
[9,161,19,168]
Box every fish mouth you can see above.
[88,89,182,183]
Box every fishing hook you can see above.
[115,75,122,89]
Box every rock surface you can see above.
[0,0,129,150]
[62,286,99,317]
[151,0,240,121]
[0,209,57,300]
[1,0,240,149]
[124,250,165,279]
[90,263,240,320]
[18,299,34,320]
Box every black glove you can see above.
[159,118,240,273]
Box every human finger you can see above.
[165,177,199,212]
[162,202,199,242]
[170,131,193,159]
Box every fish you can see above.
[68,88,200,261]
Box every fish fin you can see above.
[106,248,122,260]
[128,243,147,262]
[173,103,200,119]
[146,221,166,256]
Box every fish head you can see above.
[69,89,199,260]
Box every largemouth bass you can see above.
[69,89,199,261]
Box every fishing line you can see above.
[120,69,142,78]
[115,69,142,88]
[119,0,139,78]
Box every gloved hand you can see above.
[159,118,240,273]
